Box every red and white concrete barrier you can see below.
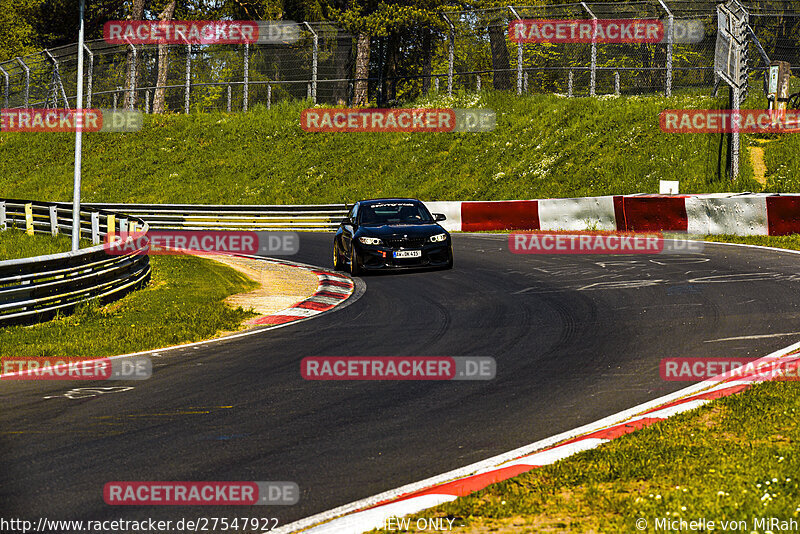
[425,193,800,235]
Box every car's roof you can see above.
[357,198,422,206]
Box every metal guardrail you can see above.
[0,199,151,325]
[79,203,350,231]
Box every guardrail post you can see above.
[243,42,249,112]
[0,65,9,108]
[581,2,597,97]
[185,42,191,114]
[303,23,318,103]
[84,44,94,108]
[16,57,30,108]
[0,201,6,230]
[91,212,100,244]
[107,214,116,243]
[119,218,128,240]
[25,203,33,235]
[49,205,58,235]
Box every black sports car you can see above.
[332,199,453,275]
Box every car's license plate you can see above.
[393,250,421,259]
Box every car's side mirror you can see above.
[433,213,446,222]
[342,217,356,226]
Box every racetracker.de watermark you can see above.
[661,357,800,382]
[103,20,300,45]
[301,356,496,380]
[660,109,800,133]
[104,230,299,256]
[509,232,704,254]
[508,19,704,44]
[0,109,142,132]
[104,482,299,505]
[300,108,495,133]
[1,357,151,380]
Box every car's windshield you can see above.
[358,202,433,225]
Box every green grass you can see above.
[369,235,800,533]
[0,90,776,205]
[0,228,76,260]
[0,231,258,359]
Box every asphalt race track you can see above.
[3,233,800,528]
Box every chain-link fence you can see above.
[0,1,798,113]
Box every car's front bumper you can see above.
[356,243,452,270]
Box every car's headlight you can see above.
[430,233,448,243]
[358,236,383,245]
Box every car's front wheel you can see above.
[349,247,361,276]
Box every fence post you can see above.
[16,57,30,108]
[0,201,6,230]
[524,72,528,93]
[227,84,231,112]
[307,82,311,99]
[144,90,150,113]
[126,41,137,110]
[49,205,58,235]
[657,0,673,97]
[84,44,93,108]
[477,74,481,92]
[185,42,191,114]
[114,87,120,110]
[509,7,523,96]
[243,42,249,112]
[581,2,597,97]
[441,14,455,97]
[91,212,100,244]
[44,49,70,107]
[25,203,33,235]
[303,23,318,103]
[0,64,8,108]
[614,71,620,95]
[435,77,440,92]
[267,84,271,110]
[568,70,573,97]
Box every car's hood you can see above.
[357,224,444,237]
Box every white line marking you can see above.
[705,332,800,342]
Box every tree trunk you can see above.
[125,0,146,109]
[354,33,370,106]
[488,22,511,91]
[152,0,176,114]
[332,29,353,104]
[422,28,432,95]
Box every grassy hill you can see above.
[2,90,791,205]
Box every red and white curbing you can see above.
[245,264,355,326]
[425,193,800,235]
[277,341,800,534]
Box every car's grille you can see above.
[384,236,426,249]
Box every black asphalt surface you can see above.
[3,233,800,530]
